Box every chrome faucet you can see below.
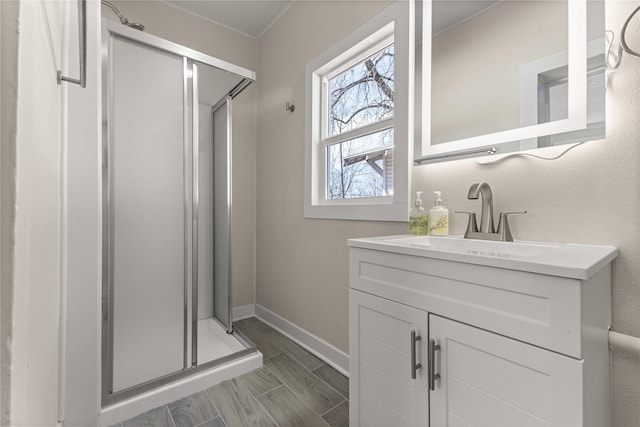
[467,182,495,233]
[456,182,526,242]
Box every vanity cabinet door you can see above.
[429,315,583,427]
[349,290,430,427]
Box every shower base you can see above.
[197,317,245,364]
[99,319,261,426]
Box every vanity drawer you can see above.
[349,247,611,359]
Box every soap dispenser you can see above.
[428,191,449,236]
[409,191,428,236]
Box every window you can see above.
[326,43,395,200]
[304,1,413,221]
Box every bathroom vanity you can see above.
[348,235,617,426]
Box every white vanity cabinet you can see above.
[349,290,430,426]
[348,236,617,427]
[428,315,583,426]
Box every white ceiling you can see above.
[162,0,500,40]
[163,0,294,39]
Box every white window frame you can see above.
[304,0,414,221]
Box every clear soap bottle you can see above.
[428,191,449,236]
[409,191,428,236]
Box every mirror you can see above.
[415,0,606,164]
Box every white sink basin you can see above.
[383,235,558,258]
[348,235,618,279]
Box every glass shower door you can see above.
[106,35,187,393]
[102,21,256,407]
[212,97,232,333]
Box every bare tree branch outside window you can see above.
[326,44,395,200]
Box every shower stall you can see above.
[100,20,257,408]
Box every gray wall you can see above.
[256,0,401,354]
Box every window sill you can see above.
[304,200,408,222]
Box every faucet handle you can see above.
[497,211,527,242]
[455,211,478,238]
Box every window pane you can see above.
[326,129,393,200]
[328,44,394,137]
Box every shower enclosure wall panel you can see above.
[109,36,186,393]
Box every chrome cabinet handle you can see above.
[428,338,441,390]
[411,330,422,379]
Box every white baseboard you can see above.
[254,304,349,377]
[232,304,255,321]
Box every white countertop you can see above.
[348,235,618,280]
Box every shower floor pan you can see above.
[198,318,246,364]
[100,320,261,426]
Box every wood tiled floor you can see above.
[113,317,349,427]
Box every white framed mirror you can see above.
[415,0,606,164]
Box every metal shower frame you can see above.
[100,19,255,407]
